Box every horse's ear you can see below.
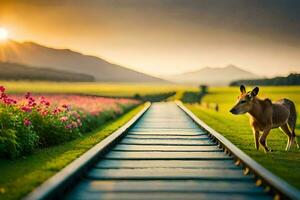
[240,85,246,94]
[251,87,259,97]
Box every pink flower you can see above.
[23,118,32,127]
[0,93,7,99]
[53,108,62,115]
[3,97,17,105]
[62,104,71,110]
[27,97,36,106]
[25,92,31,99]
[65,124,73,129]
[60,116,68,122]
[71,111,80,119]
[21,106,32,113]
[39,96,45,101]
[77,119,82,126]
[40,110,49,116]
[39,96,50,107]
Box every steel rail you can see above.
[176,101,300,200]
[23,102,151,200]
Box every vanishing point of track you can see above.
[25,102,300,200]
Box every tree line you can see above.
[230,73,300,86]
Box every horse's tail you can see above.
[283,98,297,137]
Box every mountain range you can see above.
[0,62,95,82]
[166,65,260,85]
[0,40,261,85]
[0,40,165,83]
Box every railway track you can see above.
[25,102,300,200]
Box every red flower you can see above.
[53,108,62,115]
[25,92,31,99]
[0,86,5,93]
[21,106,32,113]
[62,104,71,111]
[27,97,36,107]
[0,93,7,99]
[23,118,32,127]
[3,97,17,105]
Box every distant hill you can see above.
[166,65,259,86]
[0,40,166,83]
[0,62,94,82]
[230,73,300,86]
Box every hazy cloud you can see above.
[1,0,300,76]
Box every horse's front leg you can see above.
[252,128,260,150]
[260,127,272,153]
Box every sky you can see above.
[0,0,300,77]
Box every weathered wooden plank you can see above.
[126,132,208,137]
[125,135,210,140]
[112,144,221,152]
[120,143,217,147]
[125,134,209,140]
[87,168,251,180]
[127,133,206,137]
[67,192,272,200]
[65,192,271,200]
[136,120,196,124]
[134,124,199,129]
[137,120,194,123]
[127,131,205,135]
[95,159,238,169]
[131,127,200,131]
[139,119,191,122]
[104,151,229,160]
[69,180,264,194]
[120,138,215,145]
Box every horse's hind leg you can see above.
[292,132,299,149]
[280,124,293,151]
[290,128,299,149]
[295,137,300,149]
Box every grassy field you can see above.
[1,81,299,196]
[0,104,144,200]
[0,81,197,97]
[186,86,300,189]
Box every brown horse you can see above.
[230,85,298,152]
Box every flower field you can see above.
[0,86,140,159]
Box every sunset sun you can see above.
[0,28,9,41]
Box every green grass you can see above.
[0,104,144,200]
[0,81,198,97]
[186,86,300,189]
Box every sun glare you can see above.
[0,28,9,41]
